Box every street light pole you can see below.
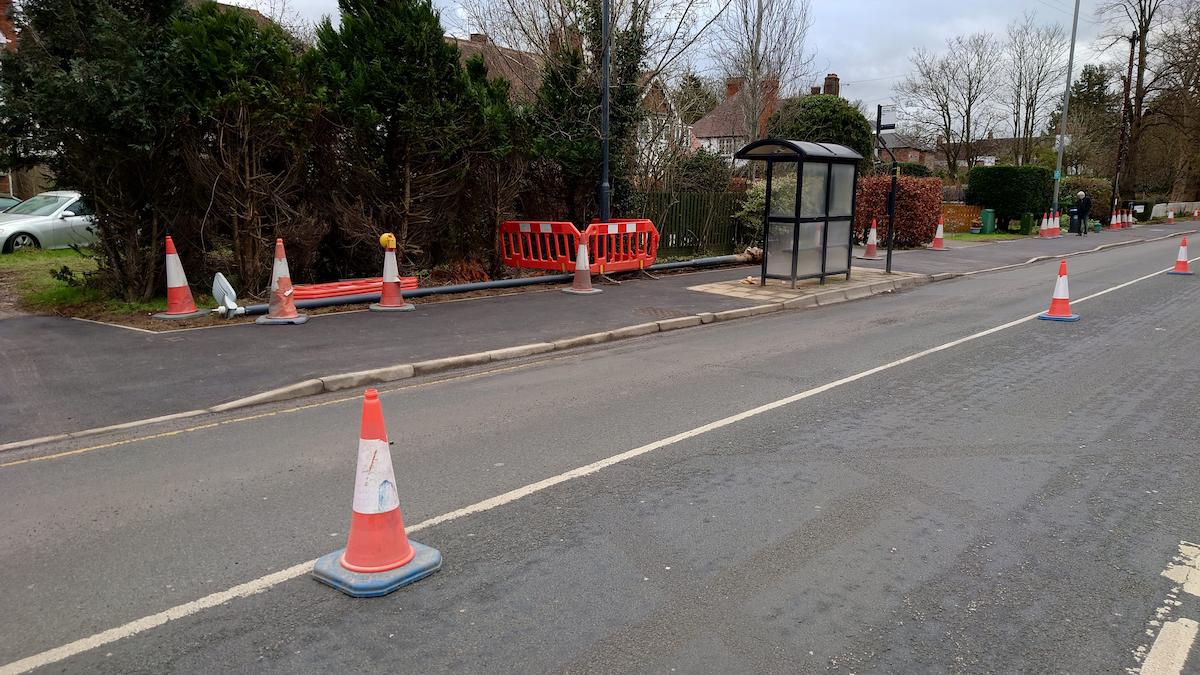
[598,0,611,223]
[1052,0,1081,214]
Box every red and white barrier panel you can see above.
[499,221,581,272]
[583,220,660,274]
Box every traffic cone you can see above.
[857,219,881,260]
[1109,211,1118,229]
[313,389,442,597]
[153,236,208,320]
[1049,210,1062,238]
[370,233,415,312]
[562,239,601,294]
[930,217,946,251]
[1168,210,1175,225]
[1168,237,1193,275]
[1038,259,1079,322]
[1038,212,1050,238]
[256,238,309,325]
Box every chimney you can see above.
[809,85,821,95]
[469,33,488,43]
[725,76,746,99]
[758,78,781,138]
[987,130,994,140]
[822,73,840,96]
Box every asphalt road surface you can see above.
[4,237,1200,674]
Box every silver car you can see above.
[0,191,95,252]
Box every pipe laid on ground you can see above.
[240,253,753,315]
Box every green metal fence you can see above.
[635,192,743,257]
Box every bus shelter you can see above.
[734,139,863,286]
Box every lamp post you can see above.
[598,0,611,223]
[1051,0,1081,213]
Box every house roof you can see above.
[691,92,747,139]
[449,36,544,103]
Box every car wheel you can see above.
[2,232,40,253]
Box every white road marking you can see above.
[0,259,1191,675]
[1162,542,1200,597]
[1141,618,1200,675]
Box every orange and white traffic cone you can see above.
[370,233,414,313]
[562,239,601,294]
[1038,212,1050,238]
[1168,210,1175,225]
[153,235,208,320]
[312,389,442,597]
[1168,237,1193,276]
[857,219,882,260]
[256,238,308,325]
[1038,259,1079,322]
[1049,210,1062,237]
[1109,211,1119,229]
[930,217,946,251]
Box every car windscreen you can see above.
[5,195,71,216]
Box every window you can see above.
[6,194,72,216]
[718,137,738,157]
[65,199,93,216]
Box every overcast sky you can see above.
[241,0,1121,107]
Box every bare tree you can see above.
[1154,1,1200,199]
[712,0,814,144]
[1096,0,1167,201]
[896,32,1001,178]
[1004,12,1068,164]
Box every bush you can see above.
[1058,176,1111,224]
[853,176,942,248]
[767,95,873,170]
[896,162,932,177]
[668,149,733,193]
[964,166,1053,226]
[732,176,796,247]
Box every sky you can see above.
[237,0,1123,109]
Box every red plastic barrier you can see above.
[293,277,417,301]
[583,220,659,274]
[499,221,581,272]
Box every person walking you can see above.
[1076,190,1092,237]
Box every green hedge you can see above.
[1058,177,1111,223]
[896,162,932,177]
[964,166,1052,225]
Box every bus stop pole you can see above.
[885,163,897,274]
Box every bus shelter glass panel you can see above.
[800,162,827,218]
[825,219,852,274]
[795,221,824,277]
[830,164,855,217]
[765,222,794,278]
[770,171,796,217]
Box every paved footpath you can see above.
[0,220,1194,444]
[3,237,1200,673]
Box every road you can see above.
[3,236,1200,673]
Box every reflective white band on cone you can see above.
[353,438,400,514]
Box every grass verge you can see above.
[0,247,174,316]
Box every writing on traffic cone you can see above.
[1168,237,1194,275]
[1168,210,1175,225]
[370,233,415,313]
[313,389,442,597]
[562,239,601,294]
[153,236,209,320]
[1038,259,1079,322]
[857,219,882,260]
[256,238,309,325]
[930,216,946,251]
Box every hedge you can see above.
[896,162,933,177]
[854,176,943,248]
[964,166,1052,225]
[1058,176,1111,224]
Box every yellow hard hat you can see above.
[379,232,397,249]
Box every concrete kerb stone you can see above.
[607,322,661,339]
[209,379,325,413]
[657,315,703,331]
[782,295,818,309]
[0,409,209,453]
[411,352,493,376]
[697,312,716,324]
[486,343,556,362]
[712,304,784,322]
[551,332,612,350]
[815,290,849,306]
[844,285,874,301]
[320,364,415,392]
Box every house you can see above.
[690,77,781,161]
[943,131,1053,167]
[876,131,938,170]
[448,33,543,103]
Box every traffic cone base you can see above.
[1038,311,1080,322]
[369,301,416,312]
[256,313,309,325]
[1167,270,1194,276]
[154,308,209,320]
[313,539,442,598]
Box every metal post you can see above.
[1052,0,1081,213]
[885,163,897,274]
[598,0,611,223]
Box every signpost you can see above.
[876,104,898,274]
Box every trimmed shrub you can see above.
[1058,176,1111,224]
[854,176,942,248]
[896,162,932,177]
[964,166,1053,226]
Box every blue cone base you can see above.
[255,314,309,325]
[312,540,441,598]
[1167,271,1194,276]
[152,309,210,320]
[1038,312,1079,322]
[369,302,416,312]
